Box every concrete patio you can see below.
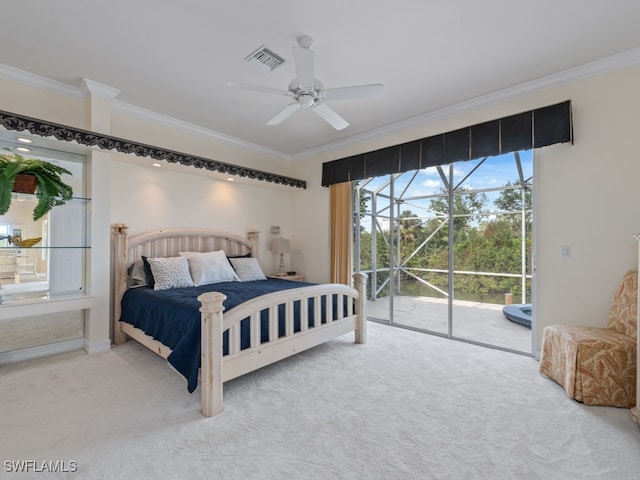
[367,295,532,353]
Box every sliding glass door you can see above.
[355,151,533,354]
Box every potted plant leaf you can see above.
[0,152,73,220]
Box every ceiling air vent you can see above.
[245,45,287,72]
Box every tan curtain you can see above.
[330,182,352,284]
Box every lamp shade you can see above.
[271,238,290,254]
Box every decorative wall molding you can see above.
[0,110,307,189]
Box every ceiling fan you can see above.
[227,36,383,130]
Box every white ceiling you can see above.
[2,0,640,160]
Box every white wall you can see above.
[109,159,298,276]
[289,167,331,284]
[533,66,640,353]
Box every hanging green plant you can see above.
[0,152,73,221]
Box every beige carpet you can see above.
[1,322,639,479]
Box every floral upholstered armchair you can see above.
[539,270,637,407]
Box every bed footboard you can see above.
[198,272,367,417]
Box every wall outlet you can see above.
[270,226,280,235]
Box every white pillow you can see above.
[179,250,239,286]
[229,257,267,281]
[146,256,194,290]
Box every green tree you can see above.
[430,188,488,236]
[396,209,424,264]
[357,176,533,303]
[494,181,532,235]
[356,182,370,233]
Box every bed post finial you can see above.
[198,292,227,417]
[112,223,129,236]
[248,230,260,258]
[353,272,367,344]
[111,223,130,345]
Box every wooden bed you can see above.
[111,224,367,417]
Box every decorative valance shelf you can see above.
[0,110,307,189]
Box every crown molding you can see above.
[0,64,291,160]
[0,63,82,98]
[111,101,291,160]
[2,46,640,162]
[290,46,640,161]
[80,78,120,100]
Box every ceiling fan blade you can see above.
[226,81,291,96]
[321,84,384,101]
[312,103,349,130]
[292,46,315,89]
[266,102,301,125]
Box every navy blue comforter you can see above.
[120,278,317,392]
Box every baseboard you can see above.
[0,338,85,365]
[83,338,112,355]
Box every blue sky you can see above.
[359,150,533,227]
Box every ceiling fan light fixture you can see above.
[298,93,315,108]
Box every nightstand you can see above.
[269,273,304,282]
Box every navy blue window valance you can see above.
[321,100,572,186]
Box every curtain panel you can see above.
[329,182,353,285]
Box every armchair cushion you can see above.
[607,269,638,338]
[539,325,636,407]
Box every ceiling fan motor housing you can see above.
[298,36,314,49]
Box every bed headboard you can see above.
[110,224,259,344]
